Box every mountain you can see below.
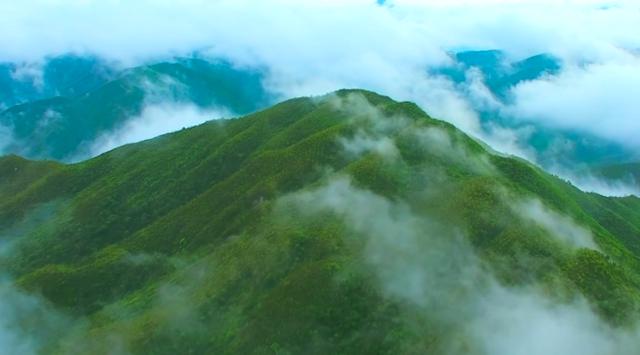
[1,90,639,354]
[0,57,271,160]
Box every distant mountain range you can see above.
[0,55,271,160]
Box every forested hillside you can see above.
[1,90,639,354]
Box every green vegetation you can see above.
[1,89,639,354]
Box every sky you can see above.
[0,0,638,191]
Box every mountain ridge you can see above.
[1,89,640,354]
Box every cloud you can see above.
[330,93,407,160]
[0,278,72,355]
[331,92,496,170]
[82,103,229,158]
[512,198,598,250]
[466,284,640,355]
[508,59,640,149]
[1,1,637,100]
[279,175,479,309]
[555,170,640,198]
[0,124,15,155]
[339,133,400,160]
[0,202,77,355]
[9,62,44,90]
[1,1,638,64]
[414,125,496,174]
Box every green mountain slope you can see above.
[1,90,640,354]
[0,58,270,160]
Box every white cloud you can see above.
[466,284,640,355]
[0,124,15,155]
[1,1,637,72]
[9,62,44,90]
[0,278,71,355]
[340,133,400,159]
[553,168,640,197]
[1,4,636,66]
[508,60,640,148]
[512,198,598,250]
[84,103,229,158]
